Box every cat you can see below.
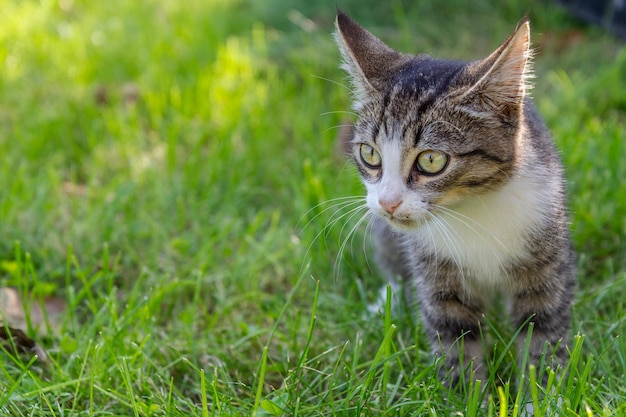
[333,11,576,387]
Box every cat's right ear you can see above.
[334,12,404,105]
[459,18,532,118]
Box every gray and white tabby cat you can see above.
[334,12,576,386]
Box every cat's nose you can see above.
[379,196,402,214]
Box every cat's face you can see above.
[336,13,531,232]
[351,64,518,231]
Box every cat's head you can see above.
[334,12,532,231]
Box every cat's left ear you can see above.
[462,18,532,116]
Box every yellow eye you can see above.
[417,150,448,175]
[359,144,381,168]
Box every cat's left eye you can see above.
[416,150,448,175]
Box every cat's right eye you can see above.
[359,144,382,169]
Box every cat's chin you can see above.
[383,216,423,231]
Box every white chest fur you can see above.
[413,170,554,286]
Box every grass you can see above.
[0,0,625,415]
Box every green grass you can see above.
[1,0,625,415]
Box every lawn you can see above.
[0,0,625,415]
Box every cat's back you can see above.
[523,98,566,173]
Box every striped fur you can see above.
[335,12,575,388]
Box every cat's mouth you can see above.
[384,215,420,230]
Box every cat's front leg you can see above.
[415,275,487,387]
[509,271,573,415]
[367,218,412,314]
[510,279,573,379]
[371,217,412,286]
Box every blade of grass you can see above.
[252,346,269,417]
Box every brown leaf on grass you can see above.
[0,287,63,364]
[62,181,88,197]
[0,287,66,334]
[94,82,140,107]
[0,325,48,363]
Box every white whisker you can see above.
[297,196,364,232]
[323,124,355,135]
[425,212,467,284]
[299,197,367,278]
[320,110,358,117]
[330,204,368,241]
[362,215,376,273]
[334,209,371,279]
[311,74,352,91]
[427,120,464,135]
[431,204,508,252]
[422,217,439,281]
[337,160,358,177]
[430,204,511,283]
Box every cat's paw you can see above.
[365,282,402,316]
[520,385,564,417]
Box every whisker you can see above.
[323,124,356,135]
[334,209,371,279]
[347,210,373,266]
[300,201,367,277]
[427,120,464,135]
[431,204,508,252]
[314,204,367,258]
[297,196,365,231]
[311,74,352,91]
[300,202,363,246]
[300,200,364,250]
[338,159,358,177]
[432,204,509,276]
[335,204,369,244]
[422,217,439,281]
[320,110,358,117]
[425,212,467,284]
[362,215,376,273]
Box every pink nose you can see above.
[379,197,402,214]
